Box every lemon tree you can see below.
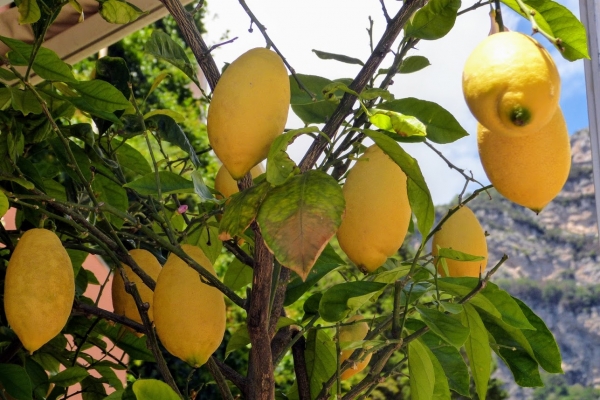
[0,0,590,399]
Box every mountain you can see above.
[457,129,600,398]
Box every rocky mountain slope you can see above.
[458,129,600,398]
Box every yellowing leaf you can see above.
[257,171,345,280]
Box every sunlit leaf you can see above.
[133,379,179,400]
[318,281,386,322]
[408,338,435,400]
[68,80,131,113]
[16,0,40,24]
[501,0,589,60]
[266,127,319,186]
[99,0,146,24]
[405,0,461,40]
[462,303,491,399]
[416,306,469,348]
[377,98,468,144]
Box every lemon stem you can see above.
[514,0,565,51]
[493,0,505,33]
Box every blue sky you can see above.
[202,0,589,205]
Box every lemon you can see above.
[214,163,265,199]
[339,315,371,380]
[4,229,75,353]
[478,108,571,212]
[337,145,411,273]
[207,48,290,180]
[111,249,162,325]
[153,244,226,367]
[432,206,488,278]
[463,32,560,137]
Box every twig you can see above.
[207,37,239,54]
[379,0,392,23]
[424,141,486,187]
[73,301,146,333]
[236,0,316,100]
[292,333,311,400]
[207,357,235,400]
[299,0,427,173]
[457,0,492,16]
[212,357,249,395]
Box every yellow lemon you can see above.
[337,145,411,273]
[214,163,265,199]
[207,48,290,180]
[111,249,162,325]
[432,206,488,278]
[153,244,226,367]
[463,32,560,137]
[4,229,74,353]
[339,315,371,380]
[478,108,571,212]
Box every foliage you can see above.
[0,0,590,399]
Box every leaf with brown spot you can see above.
[257,170,345,281]
[219,181,271,241]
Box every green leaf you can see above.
[225,325,251,357]
[312,49,364,66]
[437,247,485,262]
[49,366,89,387]
[289,74,337,124]
[99,0,146,24]
[133,379,180,400]
[186,222,222,264]
[102,138,151,176]
[223,258,253,291]
[318,281,386,322]
[408,338,435,400]
[0,364,32,400]
[68,80,131,113]
[219,181,271,240]
[93,365,123,391]
[81,376,106,400]
[145,30,200,87]
[123,171,194,196]
[400,55,431,73]
[501,0,589,60]
[0,191,8,218]
[49,138,93,182]
[24,359,50,400]
[0,36,76,82]
[266,127,319,186]
[96,321,154,361]
[462,303,491,400]
[191,169,213,201]
[304,329,337,399]
[377,98,468,144]
[92,174,128,229]
[40,89,122,125]
[483,313,544,387]
[257,171,345,280]
[95,56,131,100]
[143,109,185,123]
[423,344,451,400]
[284,243,345,306]
[0,68,17,82]
[436,278,535,329]
[0,88,12,110]
[16,0,40,24]
[370,111,427,138]
[145,114,201,167]
[405,0,461,40]
[364,130,434,237]
[10,87,42,116]
[416,306,469,348]
[419,328,470,397]
[513,297,562,373]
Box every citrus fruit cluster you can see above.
[463,31,571,212]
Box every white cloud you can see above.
[202,0,586,205]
